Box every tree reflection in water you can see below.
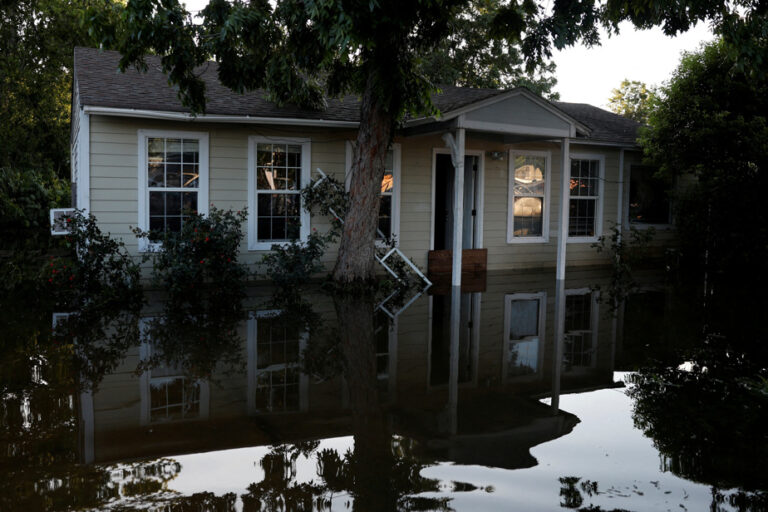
[626,341,768,511]
[237,290,457,512]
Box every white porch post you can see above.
[556,137,570,281]
[442,128,466,287]
[552,137,570,410]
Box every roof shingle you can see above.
[74,47,640,145]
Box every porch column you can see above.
[555,137,570,282]
[552,137,570,410]
[442,128,466,287]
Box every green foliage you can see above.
[640,39,768,349]
[0,0,125,177]
[607,79,657,124]
[262,231,332,305]
[46,210,144,388]
[627,343,768,490]
[301,175,348,235]
[134,207,249,380]
[591,223,655,312]
[419,0,559,98]
[0,167,69,250]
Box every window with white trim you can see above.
[138,130,209,250]
[503,293,545,379]
[568,156,603,240]
[508,150,550,242]
[248,138,311,250]
[138,319,210,425]
[563,290,598,370]
[345,142,401,242]
[247,311,307,414]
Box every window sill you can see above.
[507,236,549,244]
[628,222,673,230]
[567,236,599,244]
[249,240,299,251]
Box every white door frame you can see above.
[430,148,485,251]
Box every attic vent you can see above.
[50,208,76,235]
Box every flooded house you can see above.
[68,47,674,277]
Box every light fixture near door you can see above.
[487,150,505,161]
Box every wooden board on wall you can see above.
[428,249,487,275]
[427,249,487,294]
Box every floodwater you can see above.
[1,268,766,511]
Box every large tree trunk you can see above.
[334,293,392,512]
[332,72,394,283]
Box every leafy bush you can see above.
[134,207,249,379]
[46,210,144,388]
[0,167,69,250]
[592,223,655,311]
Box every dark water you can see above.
[2,268,767,511]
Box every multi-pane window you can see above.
[504,294,544,378]
[509,152,548,240]
[568,158,601,238]
[253,315,301,413]
[629,165,671,225]
[255,143,303,243]
[378,150,395,240]
[147,137,200,233]
[149,374,201,423]
[564,292,595,369]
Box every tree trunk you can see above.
[334,292,392,512]
[332,71,394,283]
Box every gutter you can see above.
[81,106,359,128]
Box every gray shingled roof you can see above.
[554,101,641,145]
[74,47,639,145]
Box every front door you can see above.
[433,153,479,251]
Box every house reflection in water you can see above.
[79,268,630,470]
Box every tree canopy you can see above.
[0,0,123,177]
[419,0,558,98]
[641,39,768,349]
[607,79,657,124]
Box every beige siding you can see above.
[89,114,658,274]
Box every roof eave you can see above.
[81,105,360,128]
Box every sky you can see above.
[552,21,714,107]
[182,1,714,109]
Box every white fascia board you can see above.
[405,88,590,137]
[77,108,90,214]
[458,118,571,138]
[82,105,359,128]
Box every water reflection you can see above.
[1,268,766,510]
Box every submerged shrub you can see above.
[134,207,249,379]
[47,210,144,388]
[592,223,655,312]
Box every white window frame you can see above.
[138,318,210,425]
[137,129,210,252]
[502,292,547,381]
[563,288,600,370]
[248,136,311,251]
[507,150,551,243]
[567,153,605,243]
[246,310,309,415]
[345,141,401,246]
